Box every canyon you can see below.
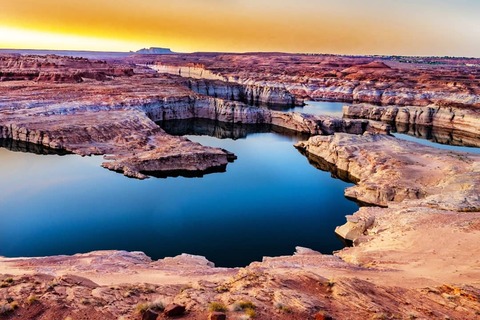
[0,52,479,319]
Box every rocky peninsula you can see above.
[0,52,479,319]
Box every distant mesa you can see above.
[135,47,174,55]
[358,61,391,69]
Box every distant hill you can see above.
[0,49,132,60]
[135,47,174,55]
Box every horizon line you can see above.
[0,47,478,60]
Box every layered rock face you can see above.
[0,54,133,82]
[184,78,296,106]
[344,103,480,138]
[295,133,480,210]
[151,69,297,106]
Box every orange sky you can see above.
[0,0,478,56]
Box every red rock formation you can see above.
[147,53,480,108]
[0,55,133,82]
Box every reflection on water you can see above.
[0,122,358,267]
[0,139,70,155]
[295,148,360,184]
[159,118,310,141]
[159,118,272,140]
[271,100,345,117]
[268,99,480,151]
[266,100,479,152]
[390,123,480,153]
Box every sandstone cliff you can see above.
[344,103,480,138]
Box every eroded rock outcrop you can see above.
[344,103,480,137]
[185,78,296,106]
[295,133,480,210]
[334,215,375,242]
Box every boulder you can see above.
[315,311,334,320]
[141,309,158,320]
[335,216,375,241]
[164,303,186,317]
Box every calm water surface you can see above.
[392,133,480,154]
[274,100,345,117]
[0,124,358,267]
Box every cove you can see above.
[0,124,358,267]
[280,101,480,153]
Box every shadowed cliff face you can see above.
[0,138,70,155]
[343,103,480,140]
[391,122,480,148]
[159,118,273,140]
[295,146,360,185]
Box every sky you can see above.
[0,0,478,56]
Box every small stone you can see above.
[164,303,186,317]
[315,311,333,320]
[295,246,321,255]
[346,215,359,223]
[208,312,226,320]
[142,309,158,320]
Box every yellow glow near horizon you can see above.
[0,0,479,56]
[0,26,143,52]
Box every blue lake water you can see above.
[0,124,358,267]
[274,100,346,117]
